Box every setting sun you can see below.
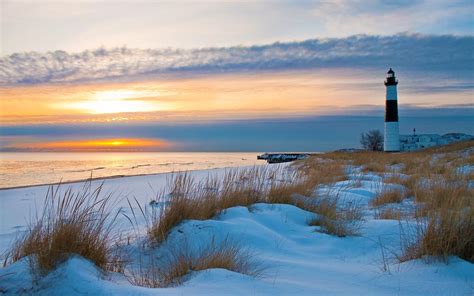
[17,138,173,152]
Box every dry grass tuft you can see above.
[362,161,388,173]
[412,176,472,210]
[146,162,350,244]
[396,152,474,262]
[309,191,364,237]
[191,238,262,277]
[266,172,309,205]
[147,173,216,244]
[421,139,474,154]
[383,174,407,186]
[370,187,406,207]
[374,207,404,220]
[314,141,474,261]
[298,158,346,185]
[127,237,262,288]
[146,169,271,245]
[398,171,474,262]
[5,182,122,275]
[399,208,474,263]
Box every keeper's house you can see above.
[400,133,473,152]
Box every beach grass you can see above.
[127,237,262,288]
[314,140,474,262]
[145,160,358,244]
[5,182,123,275]
[5,139,473,286]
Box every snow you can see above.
[1,166,473,295]
[0,167,251,253]
[457,164,474,176]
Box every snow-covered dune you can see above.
[0,167,241,254]
[1,167,473,295]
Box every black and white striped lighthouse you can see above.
[384,68,400,152]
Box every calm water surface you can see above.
[0,152,263,189]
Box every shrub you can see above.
[360,130,384,151]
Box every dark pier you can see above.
[257,153,314,164]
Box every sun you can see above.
[58,88,174,115]
[110,140,124,146]
[80,90,159,114]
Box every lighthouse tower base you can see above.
[384,122,400,152]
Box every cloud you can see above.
[1,33,472,86]
[310,0,473,36]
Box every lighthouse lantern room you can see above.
[384,68,400,152]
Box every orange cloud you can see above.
[2,69,472,126]
[0,70,365,125]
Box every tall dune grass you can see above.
[370,187,407,207]
[400,208,474,263]
[146,167,275,244]
[143,162,362,245]
[309,189,364,237]
[5,182,122,274]
[122,161,361,288]
[314,140,474,262]
[8,140,471,282]
[399,170,474,263]
[374,207,404,220]
[127,237,262,288]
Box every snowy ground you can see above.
[1,166,473,295]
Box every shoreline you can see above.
[0,163,268,191]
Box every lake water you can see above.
[0,152,263,189]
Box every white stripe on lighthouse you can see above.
[384,122,400,152]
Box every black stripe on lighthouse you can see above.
[385,100,398,122]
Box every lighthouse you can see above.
[384,68,400,152]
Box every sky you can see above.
[0,0,473,151]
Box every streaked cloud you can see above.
[310,0,473,36]
[1,34,472,87]
[2,1,472,54]
[2,67,472,126]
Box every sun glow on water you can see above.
[19,138,172,152]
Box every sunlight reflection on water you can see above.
[0,152,263,188]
